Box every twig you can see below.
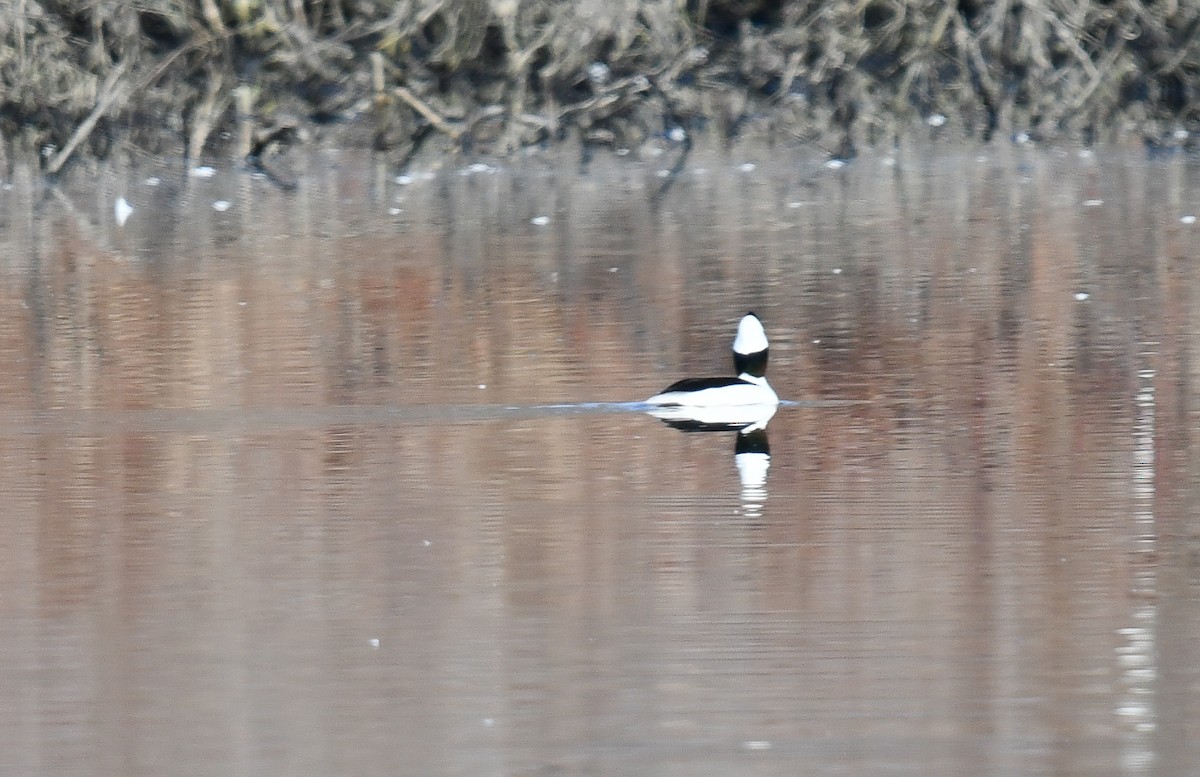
[395,124,434,172]
[187,71,226,162]
[370,51,385,95]
[135,30,235,94]
[393,86,462,139]
[199,0,226,33]
[46,59,130,175]
[234,85,255,157]
[650,131,691,206]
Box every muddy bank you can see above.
[4,0,1200,173]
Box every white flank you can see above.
[733,314,769,355]
[645,376,777,408]
[646,401,777,430]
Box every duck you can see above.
[644,312,779,429]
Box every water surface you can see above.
[1,147,1199,776]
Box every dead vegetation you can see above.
[2,0,1199,171]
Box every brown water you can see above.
[1,147,1199,776]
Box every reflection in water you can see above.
[644,400,777,432]
[735,429,771,519]
[0,148,1199,776]
[1117,357,1158,772]
[647,403,777,519]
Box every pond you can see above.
[1,146,1198,776]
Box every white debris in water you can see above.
[812,338,821,344]
[395,174,414,185]
[422,539,432,546]
[587,61,610,84]
[742,741,773,751]
[212,200,232,212]
[608,267,618,273]
[190,165,216,178]
[737,162,756,172]
[1074,292,1090,301]
[1174,127,1189,140]
[1078,148,1095,159]
[530,215,550,226]
[881,156,896,166]
[462,162,496,175]
[114,197,133,226]
[368,638,380,648]
[388,207,402,215]
[824,158,846,169]
[482,718,495,727]
[667,126,687,143]
[615,148,630,156]
[926,113,947,127]
[144,176,161,187]
[1014,131,1031,145]
[478,384,487,389]
[1181,215,1196,224]
[1083,199,1103,207]
[786,201,805,208]
[832,267,843,274]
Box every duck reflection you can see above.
[644,402,775,513]
[734,427,770,511]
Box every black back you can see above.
[658,376,752,393]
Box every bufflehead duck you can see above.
[645,312,780,413]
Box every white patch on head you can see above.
[733,314,769,355]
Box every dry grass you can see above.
[2,0,1198,169]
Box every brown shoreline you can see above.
[4,1,1199,174]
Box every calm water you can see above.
[1,147,1198,776]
